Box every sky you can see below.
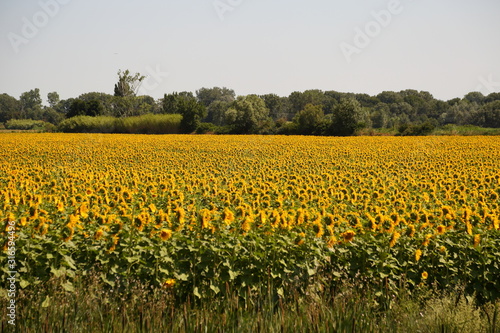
[1,0,499,104]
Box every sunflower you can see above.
[295,232,306,246]
[421,271,428,280]
[94,228,104,240]
[415,249,422,262]
[405,225,415,237]
[62,225,74,242]
[473,234,481,247]
[436,225,446,235]
[389,231,401,248]
[160,229,173,241]
[164,278,176,288]
[341,230,355,243]
[222,207,235,225]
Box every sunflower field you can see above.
[1,133,499,304]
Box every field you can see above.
[1,133,499,331]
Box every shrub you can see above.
[195,122,218,134]
[57,114,182,134]
[5,119,53,131]
[397,121,435,136]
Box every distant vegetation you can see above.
[57,114,182,134]
[1,69,499,135]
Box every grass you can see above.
[56,114,182,134]
[1,275,498,332]
[432,125,500,136]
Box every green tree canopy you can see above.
[196,87,235,107]
[47,92,60,108]
[20,88,42,112]
[226,95,270,134]
[293,104,324,135]
[329,98,363,136]
[114,70,145,97]
[0,93,21,122]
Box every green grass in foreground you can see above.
[1,276,498,333]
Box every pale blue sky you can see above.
[1,0,499,103]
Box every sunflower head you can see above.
[160,229,173,241]
[164,278,176,288]
[415,249,422,262]
[342,230,355,243]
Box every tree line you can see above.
[1,70,500,135]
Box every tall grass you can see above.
[432,125,500,136]
[4,119,55,132]
[1,275,498,332]
[57,114,182,134]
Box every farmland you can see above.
[1,134,499,331]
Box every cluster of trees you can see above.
[1,70,500,135]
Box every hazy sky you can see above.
[1,0,499,103]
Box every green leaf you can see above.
[126,256,141,263]
[20,279,30,289]
[63,255,77,270]
[51,266,66,278]
[193,287,201,299]
[42,296,51,308]
[175,273,189,281]
[277,287,284,297]
[62,281,74,292]
[210,284,220,294]
[158,268,170,274]
[228,270,239,281]
[100,274,115,287]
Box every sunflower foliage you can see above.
[0,134,499,305]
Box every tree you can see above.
[42,107,64,124]
[56,98,75,115]
[207,100,231,125]
[464,92,485,105]
[225,95,271,134]
[47,92,60,108]
[329,98,363,136]
[293,104,324,135]
[20,89,42,112]
[288,90,325,114]
[162,92,197,114]
[479,101,500,128]
[354,93,379,108]
[376,91,403,105]
[79,92,114,115]
[67,99,88,118]
[178,99,206,133]
[261,94,286,120]
[0,94,21,122]
[114,70,145,97]
[196,87,235,107]
[67,99,104,118]
[371,103,390,128]
[485,92,500,104]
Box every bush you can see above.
[195,122,218,134]
[116,114,182,134]
[57,116,117,133]
[58,114,182,134]
[397,121,435,136]
[5,119,55,131]
[276,121,298,135]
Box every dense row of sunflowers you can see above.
[1,134,499,301]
